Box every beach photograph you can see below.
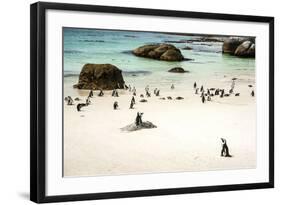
[63,27,256,177]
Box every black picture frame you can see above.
[30,1,274,203]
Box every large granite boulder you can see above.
[234,41,255,57]
[222,37,255,58]
[168,67,189,73]
[73,64,125,90]
[132,44,184,61]
[223,37,246,54]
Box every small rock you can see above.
[182,46,192,50]
[121,121,157,132]
[168,67,189,73]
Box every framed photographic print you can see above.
[30,2,274,203]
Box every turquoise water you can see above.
[63,28,255,92]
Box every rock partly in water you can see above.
[168,67,189,73]
[222,37,255,58]
[121,121,157,132]
[223,37,247,54]
[234,41,255,57]
[140,99,148,103]
[133,44,184,61]
[182,46,193,50]
[73,64,125,90]
[176,96,184,100]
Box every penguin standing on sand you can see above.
[251,90,255,97]
[129,100,134,109]
[146,90,151,97]
[135,112,143,126]
[156,90,160,96]
[113,101,118,110]
[98,89,104,97]
[112,89,116,96]
[201,95,205,103]
[115,90,119,97]
[171,84,175,89]
[89,90,93,98]
[215,89,219,95]
[154,88,157,95]
[67,96,74,105]
[221,138,231,157]
[131,96,135,104]
[194,82,197,89]
[195,88,199,94]
[200,85,204,92]
[220,89,224,98]
[129,101,134,109]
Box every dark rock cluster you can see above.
[223,37,255,58]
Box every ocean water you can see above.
[63,28,255,94]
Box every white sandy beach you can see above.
[63,75,256,177]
